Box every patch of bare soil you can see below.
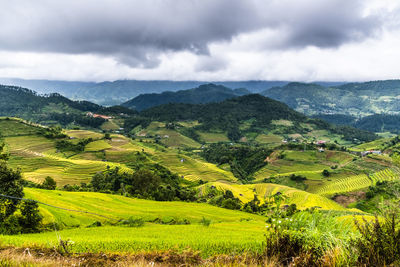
[332,191,366,208]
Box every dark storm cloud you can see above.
[272,0,382,48]
[0,0,384,67]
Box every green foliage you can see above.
[178,127,201,143]
[265,211,356,266]
[322,169,330,177]
[41,126,67,139]
[0,85,102,126]
[201,143,270,182]
[55,138,93,153]
[40,176,57,190]
[0,143,42,234]
[47,113,105,128]
[90,166,197,202]
[356,180,400,213]
[263,81,400,119]
[199,217,211,227]
[354,200,400,266]
[206,190,242,210]
[0,162,24,220]
[123,83,248,111]
[289,174,307,182]
[141,95,306,135]
[120,217,145,228]
[104,133,111,140]
[313,114,356,126]
[18,201,42,233]
[355,114,400,133]
[0,142,8,161]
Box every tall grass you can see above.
[265,211,358,266]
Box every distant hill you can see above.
[262,80,400,117]
[133,94,377,143]
[122,84,251,111]
[0,78,293,106]
[0,84,105,128]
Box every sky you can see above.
[0,0,399,82]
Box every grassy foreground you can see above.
[0,223,266,257]
[0,188,267,257]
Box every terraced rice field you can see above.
[198,182,346,211]
[197,131,229,143]
[370,168,400,184]
[5,135,133,185]
[24,188,264,226]
[152,151,237,182]
[65,130,104,139]
[254,134,282,145]
[0,188,267,256]
[309,174,372,196]
[0,118,43,137]
[85,140,112,152]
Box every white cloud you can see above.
[0,0,399,82]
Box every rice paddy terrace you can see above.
[1,118,236,185]
[1,117,399,260]
[0,187,361,257]
[1,117,399,201]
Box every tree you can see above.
[0,143,8,161]
[0,167,23,220]
[127,169,161,196]
[41,176,57,190]
[0,144,24,221]
[19,201,42,233]
[322,169,330,177]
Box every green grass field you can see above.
[0,188,360,257]
[0,223,266,257]
[0,188,268,257]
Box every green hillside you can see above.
[263,80,400,118]
[122,83,250,111]
[134,94,377,144]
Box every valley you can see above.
[1,83,400,266]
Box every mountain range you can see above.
[0,78,345,106]
[122,84,250,111]
[262,80,400,117]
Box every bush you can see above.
[322,169,330,177]
[354,200,400,266]
[40,176,57,190]
[200,217,211,227]
[121,217,145,227]
[265,211,356,266]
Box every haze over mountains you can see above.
[0,78,344,106]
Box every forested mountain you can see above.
[262,80,400,117]
[0,78,292,106]
[131,94,377,143]
[122,84,250,111]
[0,84,105,127]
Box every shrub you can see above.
[353,200,400,266]
[265,211,356,266]
[121,217,145,227]
[200,217,211,227]
[322,169,330,177]
[40,176,57,190]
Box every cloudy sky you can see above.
[0,0,399,82]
